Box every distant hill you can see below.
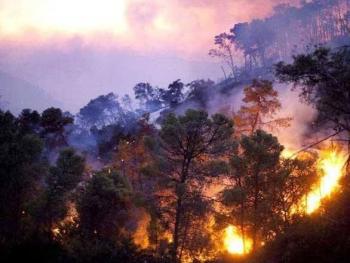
[0,71,62,115]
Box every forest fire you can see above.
[304,148,347,214]
[2,1,350,262]
[221,146,347,256]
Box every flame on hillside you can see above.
[304,147,347,214]
[223,146,347,255]
[51,147,346,258]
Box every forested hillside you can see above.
[1,1,350,263]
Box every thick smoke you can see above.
[172,81,317,152]
[7,0,347,167]
[274,84,317,151]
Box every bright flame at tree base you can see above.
[223,225,252,255]
[305,148,347,214]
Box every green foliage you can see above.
[41,107,73,149]
[77,169,132,240]
[0,110,45,244]
[18,109,41,134]
[50,148,85,192]
[77,93,121,128]
[41,107,73,134]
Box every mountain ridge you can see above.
[0,71,62,115]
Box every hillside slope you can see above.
[0,71,62,114]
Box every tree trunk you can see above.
[237,176,246,253]
[172,157,190,262]
[179,213,190,261]
[252,167,260,251]
[172,197,183,262]
[251,112,260,134]
[240,202,246,253]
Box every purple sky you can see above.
[0,0,299,112]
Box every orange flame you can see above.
[133,210,151,249]
[304,148,347,214]
[51,202,78,238]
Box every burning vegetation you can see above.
[222,146,348,257]
[304,148,347,215]
[1,1,350,263]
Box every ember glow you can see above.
[51,202,78,238]
[305,148,347,214]
[133,210,151,249]
[223,225,252,255]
